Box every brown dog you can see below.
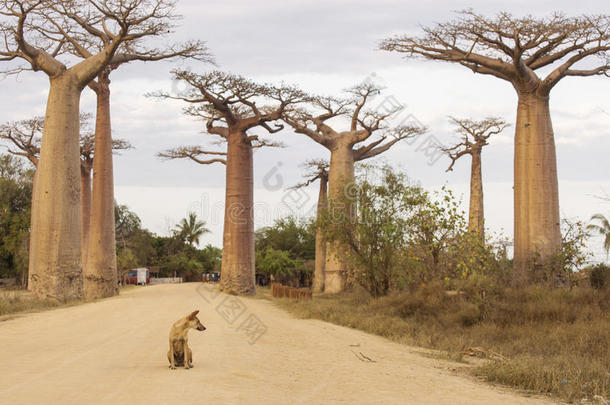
[167,310,206,369]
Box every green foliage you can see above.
[0,154,33,285]
[116,248,138,272]
[589,263,610,289]
[256,248,298,279]
[113,203,220,279]
[527,218,592,285]
[321,166,428,296]
[115,202,143,249]
[255,216,315,260]
[173,212,210,247]
[319,165,505,296]
[587,213,610,259]
[255,216,315,285]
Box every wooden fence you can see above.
[271,283,312,299]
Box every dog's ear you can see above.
[188,310,200,319]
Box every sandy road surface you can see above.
[0,283,554,405]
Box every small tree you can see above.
[441,117,508,240]
[321,166,427,296]
[381,10,610,284]
[155,70,307,295]
[173,212,210,247]
[587,214,610,260]
[0,154,32,287]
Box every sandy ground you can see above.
[0,283,556,405]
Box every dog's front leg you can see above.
[186,347,193,368]
[184,344,191,369]
[168,339,176,370]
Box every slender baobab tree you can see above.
[78,132,131,273]
[45,0,210,299]
[290,159,329,293]
[441,117,508,240]
[381,10,610,283]
[0,0,185,300]
[0,117,131,268]
[283,83,426,293]
[155,70,307,295]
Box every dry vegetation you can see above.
[0,289,65,318]
[276,284,610,403]
[0,285,136,319]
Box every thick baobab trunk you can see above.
[28,76,84,301]
[324,143,355,293]
[84,77,118,299]
[513,92,561,284]
[219,132,255,295]
[80,164,92,268]
[312,174,328,293]
[468,148,484,240]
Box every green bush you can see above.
[590,263,610,289]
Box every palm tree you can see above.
[175,212,210,247]
[587,214,610,260]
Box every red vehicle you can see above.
[123,268,150,285]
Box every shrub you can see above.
[590,263,610,289]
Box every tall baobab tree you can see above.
[283,83,426,293]
[441,117,508,240]
[155,70,307,295]
[380,10,610,283]
[290,159,329,293]
[45,0,210,298]
[78,132,131,272]
[0,0,186,300]
[0,117,131,267]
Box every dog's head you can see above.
[187,310,206,331]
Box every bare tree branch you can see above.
[380,10,610,95]
[290,159,329,189]
[157,145,227,165]
[441,116,509,172]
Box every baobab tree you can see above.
[44,0,210,298]
[0,0,186,300]
[441,117,508,240]
[78,132,131,274]
[155,70,307,295]
[0,116,131,268]
[381,11,610,283]
[283,83,427,293]
[290,159,329,293]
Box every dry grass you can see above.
[0,289,64,318]
[276,284,610,403]
[0,285,136,319]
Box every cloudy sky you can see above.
[1,0,609,260]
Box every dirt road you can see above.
[0,283,554,404]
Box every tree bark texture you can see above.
[468,148,484,240]
[28,76,84,301]
[312,174,328,293]
[324,143,356,293]
[219,131,256,295]
[513,92,561,283]
[84,75,118,299]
